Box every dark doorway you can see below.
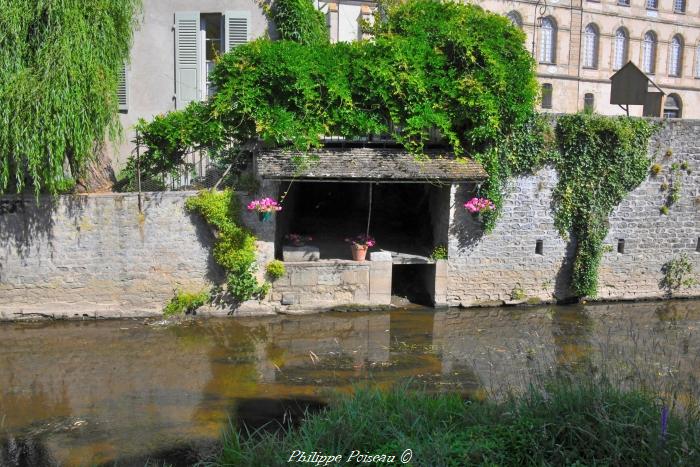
[391,264,435,306]
[276,182,448,260]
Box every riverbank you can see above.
[214,379,700,466]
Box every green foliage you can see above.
[660,205,670,215]
[265,260,286,280]
[0,0,141,194]
[554,114,653,297]
[163,290,210,317]
[267,0,328,45]
[185,189,266,302]
[650,163,662,175]
[217,380,700,466]
[135,0,537,174]
[430,244,448,260]
[510,285,526,301]
[661,253,697,293]
[478,113,556,230]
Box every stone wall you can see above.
[446,119,700,306]
[0,192,219,319]
[270,259,392,307]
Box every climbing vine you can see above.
[0,0,141,194]
[132,0,538,180]
[185,189,268,302]
[554,114,654,297]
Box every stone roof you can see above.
[256,148,488,182]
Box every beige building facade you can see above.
[474,0,700,117]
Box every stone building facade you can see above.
[476,0,700,117]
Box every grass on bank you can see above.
[212,378,700,466]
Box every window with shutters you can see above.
[175,11,249,109]
[642,31,657,74]
[583,24,599,69]
[541,83,553,109]
[670,35,683,77]
[674,0,686,13]
[539,17,556,64]
[117,63,129,112]
[614,28,629,70]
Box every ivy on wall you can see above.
[185,189,268,302]
[0,0,141,194]
[553,114,654,297]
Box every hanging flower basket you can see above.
[247,197,282,222]
[345,234,376,262]
[464,197,495,222]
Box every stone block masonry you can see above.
[0,192,219,319]
[446,119,700,307]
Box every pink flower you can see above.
[464,197,495,214]
[247,197,283,213]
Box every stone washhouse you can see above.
[248,146,489,309]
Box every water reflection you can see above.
[0,300,698,465]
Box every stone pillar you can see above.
[432,259,448,307]
[369,251,392,305]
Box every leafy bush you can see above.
[661,253,697,293]
[186,190,266,302]
[265,260,286,280]
[216,380,700,466]
[135,0,537,180]
[163,290,209,317]
[430,245,448,261]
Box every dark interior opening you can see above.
[391,264,435,306]
[276,182,449,260]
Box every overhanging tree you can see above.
[0,0,141,194]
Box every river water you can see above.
[1,299,699,466]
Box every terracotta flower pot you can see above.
[351,244,368,261]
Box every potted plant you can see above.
[247,197,282,221]
[285,233,313,247]
[345,234,376,262]
[464,197,495,222]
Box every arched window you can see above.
[642,31,657,74]
[614,28,629,70]
[584,93,595,112]
[674,0,686,13]
[647,0,658,9]
[669,35,683,77]
[583,24,599,68]
[541,83,553,109]
[664,94,682,118]
[539,17,557,64]
[506,11,523,29]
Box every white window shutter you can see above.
[117,63,129,112]
[175,11,201,109]
[224,11,250,52]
